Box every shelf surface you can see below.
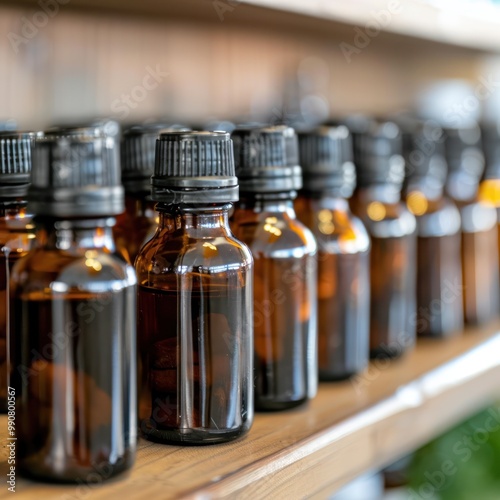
[0,322,500,498]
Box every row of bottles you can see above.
[0,115,498,482]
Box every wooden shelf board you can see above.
[2,0,500,52]
[0,322,500,498]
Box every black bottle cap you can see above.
[152,131,238,204]
[29,128,124,217]
[0,131,37,199]
[481,122,500,180]
[348,118,405,188]
[231,125,302,193]
[298,125,356,197]
[121,123,190,194]
[401,120,447,186]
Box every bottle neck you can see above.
[35,217,117,251]
[124,192,156,220]
[156,203,232,232]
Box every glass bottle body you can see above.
[406,190,464,337]
[10,218,137,482]
[232,196,317,410]
[295,194,370,380]
[459,201,499,324]
[0,202,35,412]
[113,193,157,264]
[136,204,253,443]
[351,185,417,358]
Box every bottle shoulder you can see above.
[11,247,136,293]
[413,198,462,237]
[353,199,417,239]
[459,201,497,234]
[135,227,253,278]
[231,211,317,259]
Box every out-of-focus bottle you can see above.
[295,125,370,380]
[445,125,499,325]
[349,119,417,359]
[114,124,189,264]
[231,126,317,409]
[402,121,463,337]
[136,131,253,443]
[479,122,500,280]
[113,125,161,264]
[11,127,137,482]
[0,132,36,412]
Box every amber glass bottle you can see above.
[113,125,160,264]
[402,121,463,337]
[295,126,370,380]
[479,123,500,288]
[445,125,499,324]
[349,119,417,358]
[231,126,317,410]
[0,132,36,412]
[136,131,253,444]
[114,124,189,264]
[11,127,137,482]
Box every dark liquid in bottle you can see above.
[318,251,370,380]
[138,284,251,444]
[416,234,463,336]
[462,227,499,324]
[0,249,26,411]
[12,291,136,483]
[253,257,314,410]
[370,235,416,358]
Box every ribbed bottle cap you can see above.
[0,131,37,198]
[298,125,356,197]
[152,131,238,203]
[402,121,447,185]
[232,125,302,193]
[29,128,124,217]
[121,123,189,193]
[349,118,405,188]
[481,122,500,179]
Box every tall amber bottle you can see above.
[479,123,500,289]
[445,125,499,324]
[0,132,36,412]
[11,127,137,482]
[402,122,463,337]
[349,120,417,358]
[136,131,253,443]
[295,126,370,380]
[231,126,317,410]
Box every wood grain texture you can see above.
[0,322,499,499]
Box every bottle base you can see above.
[140,421,251,445]
[19,452,135,484]
[319,370,361,382]
[255,397,308,412]
[370,345,411,360]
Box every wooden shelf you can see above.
[5,0,500,52]
[1,322,500,499]
[240,0,500,52]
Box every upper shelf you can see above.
[2,321,500,499]
[240,0,500,52]
[4,0,500,52]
